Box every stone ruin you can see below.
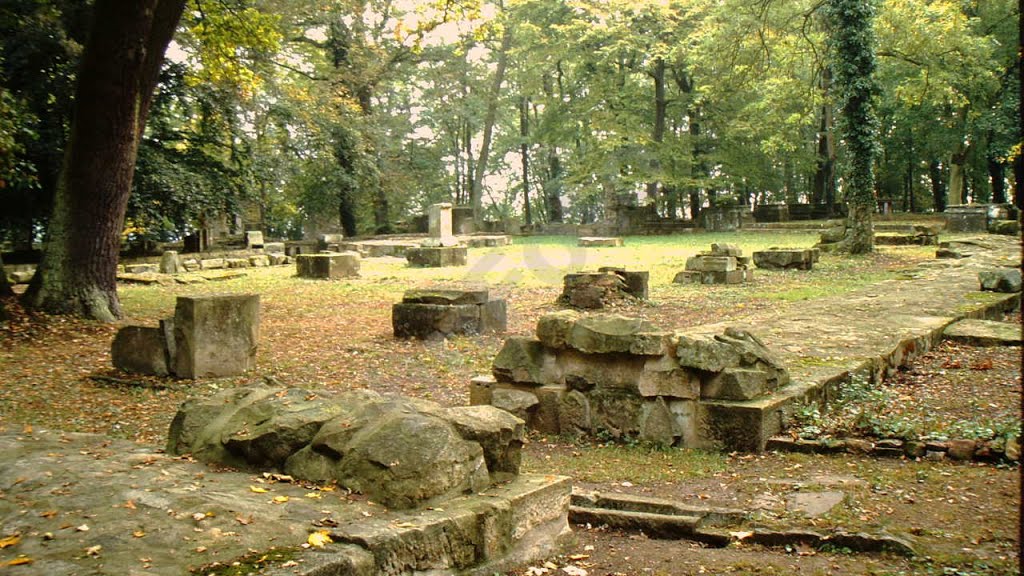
[406,203,468,267]
[470,311,790,450]
[393,287,507,340]
[752,247,820,271]
[577,236,624,247]
[559,267,649,309]
[111,294,259,379]
[945,203,1020,234]
[673,243,753,285]
[167,384,525,510]
[296,251,361,279]
[979,268,1022,293]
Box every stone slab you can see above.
[406,246,468,267]
[110,326,170,376]
[0,431,570,576]
[296,252,361,279]
[943,319,1022,346]
[578,237,623,247]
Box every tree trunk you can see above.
[812,69,836,211]
[827,0,878,254]
[470,22,513,221]
[24,0,186,321]
[519,96,532,227]
[948,142,968,205]
[929,160,947,212]
[645,58,666,213]
[988,154,1007,204]
[544,148,564,223]
[0,252,11,298]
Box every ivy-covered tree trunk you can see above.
[24,0,186,321]
[826,0,879,254]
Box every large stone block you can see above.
[979,269,1022,293]
[406,246,468,267]
[637,355,699,398]
[172,294,260,379]
[565,314,658,354]
[493,337,559,385]
[578,237,624,247]
[245,230,264,249]
[702,367,770,400]
[111,326,170,376]
[159,251,182,274]
[753,249,816,270]
[296,252,361,279]
[392,302,482,340]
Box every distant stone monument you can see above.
[111,294,260,379]
[406,203,467,267]
[159,251,182,274]
[245,230,264,250]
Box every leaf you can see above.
[132,530,146,538]
[0,535,21,548]
[307,530,333,547]
[249,486,268,493]
[235,514,254,525]
[272,496,290,504]
[729,530,754,541]
[5,557,33,566]
[75,524,90,532]
[85,545,102,557]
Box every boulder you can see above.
[978,269,1021,293]
[443,405,525,477]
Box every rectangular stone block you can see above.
[470,375,497,405]
[124,263,158,274]
[637,356,699,399]
[480,299,508,332]
[426,202,457,246]
[173,294,260,379]
[245,230,264,249]
[403,288,489,305]
[263,242,285,254]
[700,256,736,272]
[200,258,225,270]
[111,326,170,376]
[578,237,623,247]
[296,252,361,279]
[392,302,481,339]
[701,367,769,400]
[530,385,566,434]
[406,246,468,267]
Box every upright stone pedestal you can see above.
[172,294,260,379]
[111,326,171,376]
[245,231,264,250]
[406,246,468,267]
[423,203,458,247]
[560,268,648,309]
[159,251,182,274]
[296,252,361,279]
[944,205,989,233]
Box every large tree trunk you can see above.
[948,142,968,205]
[988,154,1007,204]
[470,22,513,221]
[812,68,836,211]
[645,58,666,213]
[24,0,186,321]
[519,96,532,227]
[827,0,878,254]
[929,160,947,212]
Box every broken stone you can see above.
[978,268,1021,293]
[637,355,699,398]
[565,314,657,354]
[111,326,170,377]
[558,389,592,437]
[296,252,361,279]
[406,246,467,267]
[536,310,581,349]
[701,367,769,401]
[443,405,524,477]
[946,439,976,461]
[492,337,557,385]
[491,388,539,421]
[785,491,845,518]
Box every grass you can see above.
[523,438,730,483]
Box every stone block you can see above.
[264,242,285,254]
[124,263,158,274]
[480,299,508,332]
[425,202,458,247]
[172,294,260,379]
[470,375,497,405]
[558,389,592,437]
[200,258,225,270]
[753,249,815,270]
[701,367,770,400]
[225,258,249,268]
[536,310,581,349]
[403,288,489,305]
[406,246,468,267]
[493,337,559,385]
[699,256,736,272]
[245,230,264,249]
[392,302,481,340]
[268,253,288,265]
[317,233,346,251]
[944,205,989,233]
[598,267,650,299]
[578,237,623,247]
[492,388,539,422]
[159,251,182,274]
[710,243,742,257]
[530,385,566,434]
[639,398,676,445]
[565,314,658,354]
[296,252,361,279]
[637,355,699,398]
[248,254,269,267]
[111,326,170,376]
[560,272,636,308]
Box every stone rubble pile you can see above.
[559,267,649,309]
[673,243,754,285]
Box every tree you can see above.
[24,0,186,321]
[826,0,879,253]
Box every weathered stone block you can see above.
[710,243,743,257]
[248,254,269,267]
[639,398,676,445]
[470,375,497,405]
[530,385,566,434]
[944,205,988,233]
[173,293,260,379]
[159,251,181,274]
[124,263,158,274]
[225,258,249,268]
[699,256,736,272]
[558,389,592,437]
[406,246,468,267]
[637,355,699,398]
[444,405,525,477]
[264,241,285,254]
[111,326,170,376]
[245,230,264,249]
[492,388,539,421]
[598,267,650,299]
[493,337,559,385]
[753,249,815,271]
[268,253,288,265]
[403,288,489,305]
[578,237,623,247]
[979,269,1021,293]
[702,367,770,400]
[565,314,657,354]
[537,310,581,349]
[296,252,361,279]
[200,258,225,270]
[393,302,481,340]
[480,299,508,332]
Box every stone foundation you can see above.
[393,287,508,340]
[471,312,790,449]
[406,246,468,267]
[578,236,623,247]
[296,251,361,279]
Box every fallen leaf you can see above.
[272,496,290,504]
[22,424,33,434]
[568,554,590,561]
[39,510,58,518]
[729,531,754,541]
[249,486,268,493]
[235,515,253,525]
[563,566,588,576]
[132,531,145,538]
[85,545,102,557]
[191,512,207,522]
[0,535,21,548]
[75,524,90,532]
[5,557,33,566]
[282,560,299,567]
[305,492,323,499]
[123,500,137,510]
[308,530,333,547]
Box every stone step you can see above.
[943,318,1022,346]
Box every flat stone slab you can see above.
[0,430,570,576]
[785,490,846,518]
[943,319,1022,346]
[578,237,623,247]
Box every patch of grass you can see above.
[523,440,729,483]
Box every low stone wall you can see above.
[753,248,820,271]
[471,312,790,450]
